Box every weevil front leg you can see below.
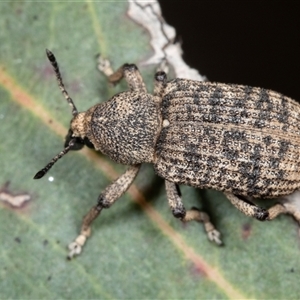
[153,71,167,99]
[68,164,141,259]
[97,55,147,92]
[165,180,222,245]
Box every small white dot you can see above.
[163,119,170,127]
[48,176,54,182]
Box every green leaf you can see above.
[0,2,299,299]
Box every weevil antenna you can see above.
[46,49,78,116]
[33,139,76,179]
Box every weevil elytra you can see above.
[35,49,300,259]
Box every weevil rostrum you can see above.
[35,49,300,259]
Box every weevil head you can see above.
[66,91,162,165]
[34,91,161,180]
[34,49,161,179]
[67,112,95,150]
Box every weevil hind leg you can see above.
[224,192,269,221]
[225,191,300,226]
[268,190,300,224]
[97,55,147,92]
[68,165,141,259]
[165,180,222,245]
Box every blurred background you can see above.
[160,1,299,101]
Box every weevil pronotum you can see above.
[35,49,300,259]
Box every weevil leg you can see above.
[97,55,147,92]
[153,71,167,98]
[97,54,114,77]
[268,190,300,224]
[224,192,269,221]
[156,58,169,75]
[165,180,222,245]
[226,191,300,228]
[67,164,141,259]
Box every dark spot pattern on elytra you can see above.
[223,147,239,160]
[208,87,223,106]
[278,140,290,157]
[224,130,247,141]
[269,157,280,169]
[263,135,272,146]
[193,92,200,106]
[154,79,300,198]
[277,169,285,180]
[277,95,289,124]
[256,88,272,110]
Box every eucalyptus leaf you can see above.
[0,2,299,299]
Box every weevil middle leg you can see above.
[165,180,222,245]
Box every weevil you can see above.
[35,49,300,259]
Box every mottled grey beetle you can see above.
[35,49,300,259]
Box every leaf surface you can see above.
[0,2,299,299]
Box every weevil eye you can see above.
[64,129,95,150]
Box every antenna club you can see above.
[34,170,46,180]
[46,49,55,62]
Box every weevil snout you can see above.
[69,112,95,149]
[65,127,95,150]
[69,112,87,140]
[64,129,84,150]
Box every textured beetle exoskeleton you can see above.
[155,79,300,198]
[35,50,300,258]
